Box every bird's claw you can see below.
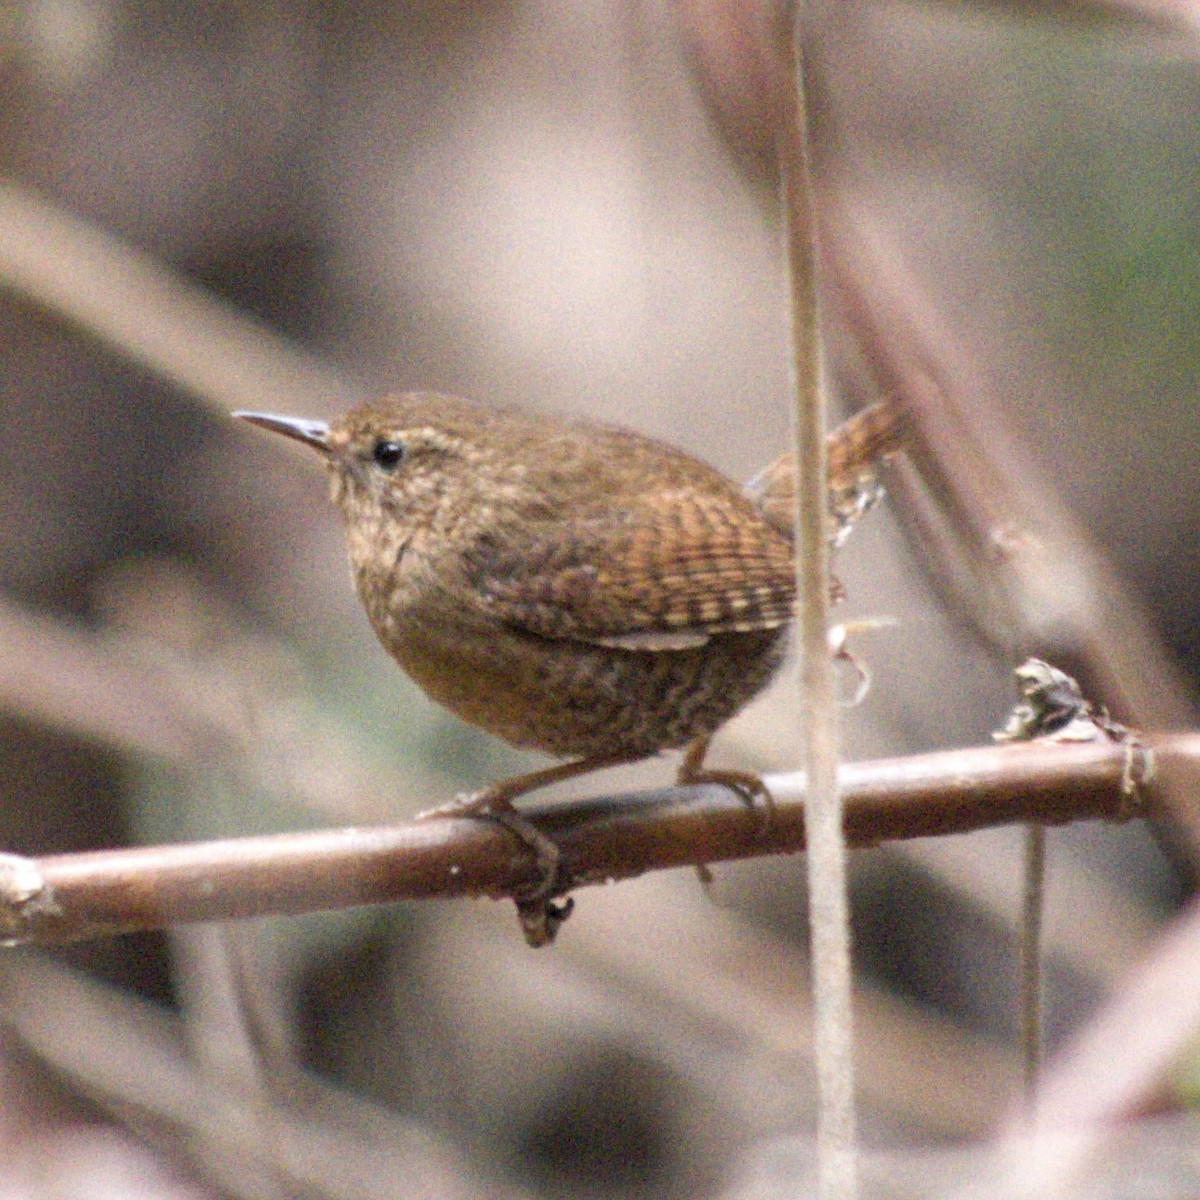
[678,767,776,836]
[418,789,571,947]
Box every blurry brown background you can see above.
[0,1,1198,1197]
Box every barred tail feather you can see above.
[745,400,908,541]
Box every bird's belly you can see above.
[385,622,787,760]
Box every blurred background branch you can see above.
[0,180,356,416]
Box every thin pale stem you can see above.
[1020,823,1047,1109]
[780,10,857,1198]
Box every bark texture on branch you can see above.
[0,733,1179,947]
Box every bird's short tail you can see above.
[745,400,909,541]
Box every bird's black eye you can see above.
[371,439,405,470]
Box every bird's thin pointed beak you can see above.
[234,411,331,453]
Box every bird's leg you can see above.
[678,737,775,893]
[676,736,775,833]
[418,753,635,947]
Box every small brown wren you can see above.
[235,394,905,944]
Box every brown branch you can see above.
[0,733,1184,947]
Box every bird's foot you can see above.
[418,754,635,946]
[679,766,775,835]
[418,788,569,948]
[677,760,775,893]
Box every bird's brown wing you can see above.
[465,494,796,651]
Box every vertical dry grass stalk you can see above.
[780,9,857,1198]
